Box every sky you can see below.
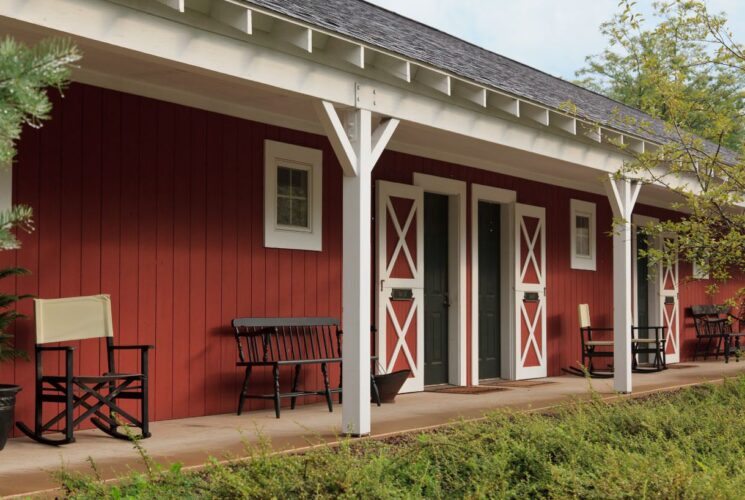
[366,0,745,81]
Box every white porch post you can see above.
[316,99,399,436]
[604,176,641,393]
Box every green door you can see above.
[424,193,449,385]
[636,230,650,362]
[478,202,501,379]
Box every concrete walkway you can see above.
[2,360,745,497]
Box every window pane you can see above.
[575,215,590,256]
[277,197,292,226]
[277,166,291,196]
[291,169,308,198]
[292,199,309,228]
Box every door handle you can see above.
[443,293,451,308]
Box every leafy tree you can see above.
[576,0,745,287]
[0,36,80,250]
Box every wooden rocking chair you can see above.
[16,295,152,445]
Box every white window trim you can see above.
[691,260,709,280]
[264,139,322,251]
[570,199,596,271]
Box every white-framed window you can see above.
[692,260,709,280]
[264,140,323,251]
[570,199,596,271]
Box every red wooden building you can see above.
[0,0,742,437]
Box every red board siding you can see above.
[5,83,743,431]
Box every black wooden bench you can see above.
[232,317,381,418]
[691,305,745,363]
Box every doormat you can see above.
[486,379,555,388]
[666,364,699,369]
[430,385,509,395]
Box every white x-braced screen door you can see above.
[659,235,680,364]
[376,180,424,393]
[514,203,547,379]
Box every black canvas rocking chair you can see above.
[16,295,152,445]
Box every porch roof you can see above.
[243,0,737,165]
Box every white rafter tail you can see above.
[413,65,451,96]
[370,117,400,167]
[579,121,602,142]
[520,101,549,126]
[157,0,184,12]
[626,137,645,154]
[452,80,487,107]
[314,101,357,176]
[549,111,576,135]
[210,0,252,34]
[487,91,520,117]
[602,128,624,148]
[372,52,410,82]
[273,19,313,52]
[325,37,365,68]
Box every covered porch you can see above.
[2,361,745,498]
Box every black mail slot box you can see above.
[524,292,539,302]
[664,296,675,305]
[391,288,413,300]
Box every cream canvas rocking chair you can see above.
[16,295,152,445]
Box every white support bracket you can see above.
[315,99,399,436]
[604,175,642,394]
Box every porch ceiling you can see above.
[0,12,678,210]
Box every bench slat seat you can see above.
[232,317,380,418]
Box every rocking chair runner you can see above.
[16,295,152,445]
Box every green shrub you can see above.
[57,377,745,499]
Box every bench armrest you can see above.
[37,345,76,352]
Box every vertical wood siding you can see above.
[5,83,742,431]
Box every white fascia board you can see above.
[487,91,519,117]
[156,0,184,12]
[413,65,451,96]
[452,80,487,107]
[210,0,252,35]
[548,111,576,135]
[520,101,549,126]
[2,0,629,174]
[602,128,624,148]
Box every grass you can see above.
[56,377,745,499]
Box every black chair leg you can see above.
[290,364,301,410]
[272,365,281,419]
[371,373,381,406]
[64,353,75,443]
[141,351,151,438]
[237,365,252,416]
[321,363,333,413]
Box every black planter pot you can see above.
[0,384,21,451]
[373,370,410,403]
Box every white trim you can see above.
[0,165,10,213]
[264,140,323,251]
[632,214,661,334]
[413,173,467,387]
[470,185,516,384]
[569,199,596,271]
[691,260,709,280]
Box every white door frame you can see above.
[631,214,661,333]
[470,184,516,384]
[413,173,468,387]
